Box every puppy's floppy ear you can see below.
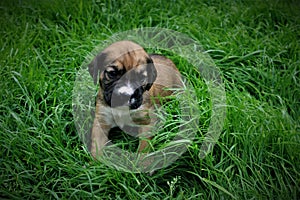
[145,57,157,91]
[88,53,107,85]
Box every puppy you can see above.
[88,40,182,159]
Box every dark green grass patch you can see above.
[1,0,299,199]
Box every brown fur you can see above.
[88,41,182,159]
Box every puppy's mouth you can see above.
[108,85,145,110]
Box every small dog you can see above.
[88,40,182,159]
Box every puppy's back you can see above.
[149,54,182,98]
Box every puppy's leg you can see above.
[90,97,111,159]
[137,111,157,153]
[138,137,152,153]
[90,117,110,159]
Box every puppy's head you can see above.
[88,41,157,109]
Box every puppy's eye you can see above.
[104,66,125,80]
[105,66,119,79]
[106,70,117,78]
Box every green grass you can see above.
[1,0,299,199]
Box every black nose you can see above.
[129,87,144,109]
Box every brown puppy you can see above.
[88,40,182,159]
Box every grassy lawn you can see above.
[1,0,299,199]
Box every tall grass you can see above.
[0,0,299,199]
